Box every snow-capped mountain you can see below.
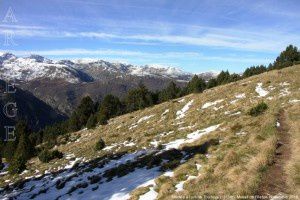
[0,53,87,83]
[0,53,216,83]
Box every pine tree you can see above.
[76,96,95,126]
[97,94,123,125]
[216,70,231,85]
[125,84,154,112]
[68,96,95,131]
[186,75,206,93]
[229,73,241,82]
[8,121,35,174]
[13,121,35,160]
[159,81,181,102]
[86,114,97,129]
[1,141,17,162]
[271,45,300,69]
[243,65,267,78]
[8,154,26,174]
[68,113,81,132]
[207,78,218,89]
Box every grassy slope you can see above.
[1,65,300,198]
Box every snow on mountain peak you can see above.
[27,54,49,63]
[0,53,81,83]
[0,53,216,83]
[0,52,16,60]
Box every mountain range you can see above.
[0,53,218,115]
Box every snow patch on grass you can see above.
[161,109,169,116]
[235,93,246,99]
[289,99,300,103]
[164,124,221,150]
[213,105,224,111]
[279,82,290,86]
[175,176,197,192]
[279,88,290,97]
[139,186,158,200]
[178,98,185,103]
[176,100,194,119]
[255,83,269,97]
[201,99,224,109]
[276,122,280,127]
[137,115,155,124]
[162,171,174,177]
[236,131,247,136]
[129,115,155,130]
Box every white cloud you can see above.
[1,48,271,64]
[1,23,299,53]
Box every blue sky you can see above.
[0,0,300,73]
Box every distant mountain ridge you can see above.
[0,53,218,83]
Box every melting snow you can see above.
[225,111,241,116]
[103,144,119,151]
[139,186,158,200]
[161,109,169,116]
[279,88,291,97]
[164,124,221,150]
[230,111,241,116]
[137,115,155,124]
[201,99,224,109]
[276,122,280,127]
[175,176,197,192]
[162,171,174,177]
[175,181,185,192]
[279,82,290,86]
[230,93,246,104]
[2,150,155,200]
[176,100,194,119]
[236,131,247,136]
[196,164,202,171]
[213,105,224,111]
[268,86,276,91]
[255,83,269,97]
[150,140,159,148]
[65,157,82,169]
[289,99,300,103]
[235,93,246,99]
[129,115,155,130]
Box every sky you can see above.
[0,0,300,73]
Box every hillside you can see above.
[0,79,67,135]
[0,65,299,199]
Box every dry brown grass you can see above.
[285,103,300,196]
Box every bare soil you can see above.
[257,110,291,197]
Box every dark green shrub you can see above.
[38,149,63,163]
[52,150,63,159]
[8,155,26,174]
[248,102,268,116]
[86,114,97,129]
[95,138,105,151]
